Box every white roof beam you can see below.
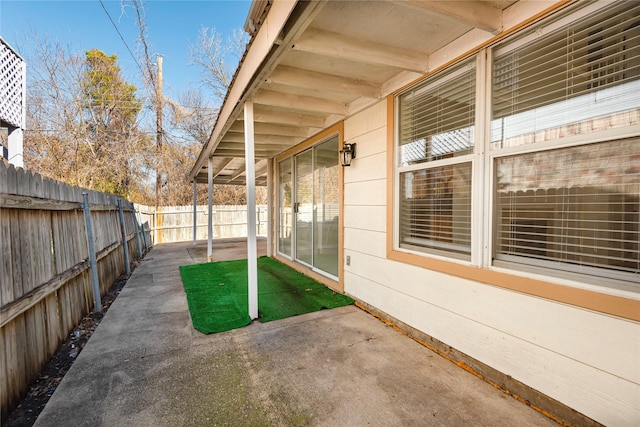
[229,164,246,181]
[225,175,245,184]
[217,149,276,159]
[393,1,502,34]
[254,89,348,116]
[217,150,253,159]
[255,159,269,178]
[253,107,326,128]
[219,142,297,151]
[292,28,427,73]
[228,160,258,183]
[212,157,234,179]
[267,65,381,99]
[228,121,313,138]
[221,134,299,145]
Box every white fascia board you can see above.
[190,0,300,181]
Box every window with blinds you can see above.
[399,61,475,166]
[392,1,639,289]
[397,60,475,258]
[491,1,640,150]
[399,163,472,258]
[495,138,639,283]
[492,2,640,287]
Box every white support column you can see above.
[207,157,213,262]
[244,100,259,320]
[266,158,273,257]
[192,180,198,246]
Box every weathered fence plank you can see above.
[0,162,147,419]
[8,208,22,303]
[0,193,80,210]
[0,261,87,328]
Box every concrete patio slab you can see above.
[34,240,558,427]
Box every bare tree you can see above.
[124,1,260,206]
[164,89,266,206]
[23,36,86,184]
[181,26,272,206]
[21,10,260,206]
[166,89,218,146]
[188,26,248,101]
[22,34,153,201]
[126,0,167,207]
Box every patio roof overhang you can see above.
[189,0,526,186]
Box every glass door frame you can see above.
[274,124,345,290]
[294,147,315,269]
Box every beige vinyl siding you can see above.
[343,99,640,426]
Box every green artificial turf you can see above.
[179,257,354,334]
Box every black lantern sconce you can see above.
[340,142,356,167]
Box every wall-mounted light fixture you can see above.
[340,142,356,167]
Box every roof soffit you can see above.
[192,0,521,184]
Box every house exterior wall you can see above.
[343,100,639,426]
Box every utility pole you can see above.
[155,54,163,209]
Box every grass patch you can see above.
[179,257,353,334]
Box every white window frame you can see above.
[394,58,479,264]
[486,1,640,291]
[392,0,639,293]
[486,132,640,293]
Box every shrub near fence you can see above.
[0,162,148,419]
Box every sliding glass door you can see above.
[312,137,339,277]
[278,158,292,257]
[295,149,314,266]
[278,136,339,278]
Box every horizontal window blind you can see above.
[491,1,640,148]
[399,61,475,166]
[495,138,640,282]
[391,0,639,290]
[400,163,472,257]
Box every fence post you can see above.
[153,210,158,245]
[131,202,143,258]
[117,199,131,276]
[81,192,102,312]
[141,217,149,253]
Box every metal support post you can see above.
[131,202,143,258]
[244,100,258,320]
[193,180,198,245]
[207,157,213,262]
[266,159,273,257]
[141,215,149,253]
[82,192,101,311]
[117,199,131,276]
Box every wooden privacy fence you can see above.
[0,163,150,418]
[140,204,268,244]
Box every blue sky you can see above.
[0,0,251,103]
